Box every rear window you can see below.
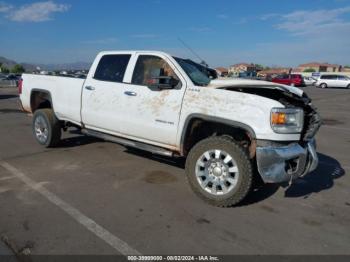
[337,75,349,80]
[94,54,131,82]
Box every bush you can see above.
[303,68,316,73]
[0,65,10,74]
[11,64,25,74]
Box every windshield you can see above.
[174,57,211,86]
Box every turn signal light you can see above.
[271,112,286,125]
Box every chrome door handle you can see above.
[124,91,137,96]
[85,86,95,90]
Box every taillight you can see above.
[18,79,23,94]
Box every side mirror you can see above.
[148,76,179,89]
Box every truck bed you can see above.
[20,74,85,125]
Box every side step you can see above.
[81,129,174,157]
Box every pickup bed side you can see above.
[20,74,84,126]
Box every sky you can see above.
[0,0,349,67]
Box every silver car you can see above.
[316,74,350,89]
[303,76,317,86]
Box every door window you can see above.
[94,54,131,82]
[131,55,181,87]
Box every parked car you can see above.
[3,74,20,81]
[271,74,305,87]
[316,75,350,89]
[303,76,317,86]
[19,50,321,207]
[0,74,6,80]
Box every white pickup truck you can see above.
[19,51,321,207]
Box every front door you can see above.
[121,54,187,146]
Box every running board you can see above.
[81,129,174,157]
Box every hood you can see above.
[208,78,304,97]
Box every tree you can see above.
[254,64,264,69]
[0,65,10,74]
[303,68,316,73]
[11,64,25,74]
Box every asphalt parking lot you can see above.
[0,86,349,256]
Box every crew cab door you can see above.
[81,53,132,133]
[120,53,187,146]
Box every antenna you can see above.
[178,37,208,67]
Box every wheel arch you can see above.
[30,89,54,113]
[180,114,256,156]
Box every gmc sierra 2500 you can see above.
[19,51,321,207]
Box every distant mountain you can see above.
[0,56,18,69]
[37,62,91,71]
[0,56,91,72]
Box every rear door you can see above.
[81,53,132,134]
[279,75,290,85]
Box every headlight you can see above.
[271,108,304,133]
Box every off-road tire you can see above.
[32,109,61,147]
[185,136,253,207]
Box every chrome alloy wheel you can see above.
[195,149,239,196]
[34,115,49,143]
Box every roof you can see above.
[215,67,228,72]
[230,63,255,67]
[299,62,340,68]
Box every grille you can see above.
[301,104,322,141]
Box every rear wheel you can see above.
[320,83,327,89]
[347,84,350,89]
[185,136,253,207]
[32,109,61,147]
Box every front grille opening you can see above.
[285,157,299,174]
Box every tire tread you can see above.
[185,136,253,207]
[33,109,61,147]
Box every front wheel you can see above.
[32,109,61,147]
[185,136,253,207]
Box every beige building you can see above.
[299,62,342,72]
[215,67,228,77]
[229,63,256,76]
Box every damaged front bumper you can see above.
[256,139,318,183]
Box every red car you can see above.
[271,74,305,87]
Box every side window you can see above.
[337,75,345,80]
[131,55,180,86]
[94,54,131,82]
